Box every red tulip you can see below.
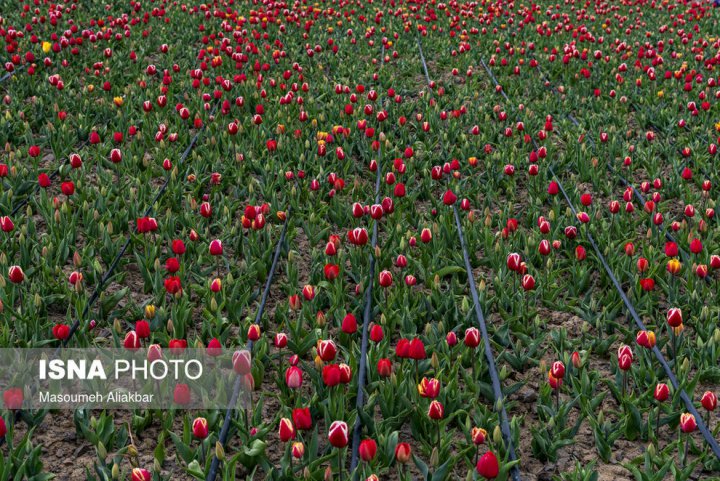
[551,361,565,379]
[209,239,223,256]
[131,469,152,481]
[680,413,697,433]
[464,327,480,348]
[378,270,393,288]
[369,324,384,342]
[666,308,683,327]
[164,276,182,295]
[654,383,670,402]
[324,263,340,281]
[409,338,426,360]
[232,350,252,375]
[442,190,457,205]
[247,324,261,341]
[123,331,141,350]
[395,443,411,463]
[521,274,535,291]
[506,253,521,271]
[701,391,717,411]
[292,407,313,431]
[322,364,341,387]
[313,337,335,359]
[302,284,315,301]
[428,400,444,420]
[359,439,377,461]
[8,265,24,284]
[416,376,440,398]
[420,228,432,243]
[341,314,357,334]
[135,320,150,339]
[173,383,191,405]
[328,421,349,448]
[0,216,14,232]
[285,366,303,389]
[279,418,296,442]
[192,417,209,439]
[471,427,487,445]
[476,451,500,479]
[377,358,392,377]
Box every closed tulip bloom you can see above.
[464,327,480,348]
[409,338,426,359]
[667,259,682,275]
[285,366,303,389]
[618,353,633,371]
[379,270,393,287]
[420,228,432,243]
[207,338,222,356]
[442,190,457,205]
[135,320,150,339]
[377,358,392,377]
[666,308,683,327]
[192,417,209,439]
[173,384,191,405]
[446,332,458,346]
[328,421,349,448]
[279,418,296,442]
[635,330,656,349]
[292,407,313,430]
[680,413,697,433]
[428,400,444,420]
[471,427,487,445]
[506,252,521,271]
[341,314,357,334]
[302,285,315,301]
[0,216,14,232]
[701,391,717,411]
[248,324,261,341]
[131,469,152,481]
[209,239,223,256]
[571,351,582,369]
[292,442,305,459]
[8,266,24,284]
[324,263,340,280]
[476,451,500,479]
[359,439,378,461]
[521,274,535,291]
[395,339,410,358]
[123,331,141,350]
[711,255,720,269]
[654,383,670,402]
[322,364,341,387]
[551,361,565,379]
[52,324,70,340]
[317,340,337,361]
[232,350,252,375]
[338,363,352,384]
[418,377,440,398]
[395,442,411,463]
[405,275,417,286]
[369,324,384,342]
[575,245,587,261]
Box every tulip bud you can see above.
[215,441,225,461]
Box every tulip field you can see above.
[3,0,720,479]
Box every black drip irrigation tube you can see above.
[348,43,386,477]
[477,51,720,462]
[205,206,291,481]
[416,35,523,481]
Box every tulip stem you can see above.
[337,448,343,481]
[655,404,660,446]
